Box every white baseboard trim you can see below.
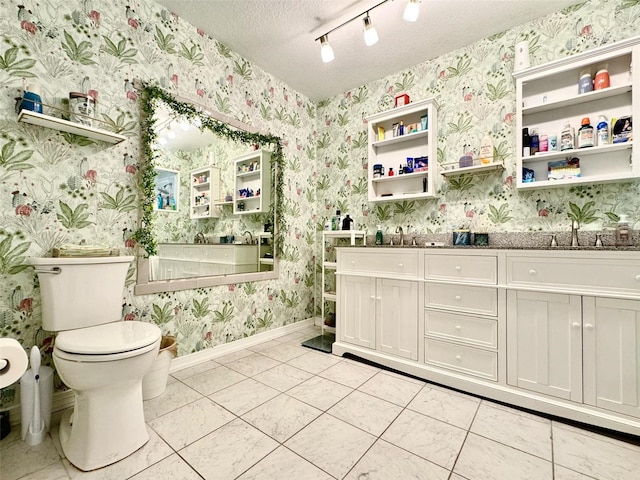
[6,318,316,428]
[170,318,315,373]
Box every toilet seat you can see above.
[54,321,161,362]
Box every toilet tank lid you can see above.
[55,321,161,355]
[29,255,134,266]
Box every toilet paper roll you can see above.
[0,338,29,388]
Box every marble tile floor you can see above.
[2,325,640,480]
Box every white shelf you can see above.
[372,130,428,149]
[521,142,632,164]
[514,37,639,190]
[17,110,126,144]
[441,161,505,177]
[523,84,632,115]
[371,171,428,184]
[321,230,366,337]
[190,166,220,219]
[366,98,438,202]
[234,149,271,215]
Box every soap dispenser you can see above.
[615,214,634,247]
[375,225,383,246]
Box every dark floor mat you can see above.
[300,333,335,353]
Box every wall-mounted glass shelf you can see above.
[17,110,126,144]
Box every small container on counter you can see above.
[578,69,593,94]
[594,64,610,90]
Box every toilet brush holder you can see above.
[20,364,53,446]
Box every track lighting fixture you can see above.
[320,34,335,63]
[403,0,420,22]
[363,14,379,47]
[316,0,422,62]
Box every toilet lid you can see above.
[55,321,161,355]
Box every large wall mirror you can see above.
[134,84,284,295]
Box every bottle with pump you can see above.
[331,210,341,231]
[597,116,609,145]
[615,214,634,247]
[578,117,594,148]
[375,226,383,246]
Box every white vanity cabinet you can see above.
[514,36,640,189]
[337,248,419,360]
[424,252,499,381]
[506,251,640,419]
[333,247,640,436]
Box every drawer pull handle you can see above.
[584,323,594,330]
[370,296,376,300]
[455,325,462,331]
[455,295,461,301]
[529,269,537,276]
[455,266,461,271]
[636,275,640,281]
[398,263,403,268]
[572,322,580,328]
[455,355,462,361]
[351,261,355,265]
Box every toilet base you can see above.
[59,381,149,471]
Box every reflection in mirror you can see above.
[134,85,284,295]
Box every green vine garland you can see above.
[133,83,286,258]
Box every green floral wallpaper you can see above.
[1,0,640,408]
[0,0,316,406]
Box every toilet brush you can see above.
[25,346,45,446]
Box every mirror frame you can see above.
[133,83,285,295]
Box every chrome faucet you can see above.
[395,226,404,246]
[570,220,579,247]
[243,230,254,244]
[194,232,205,244]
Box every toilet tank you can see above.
[29,256,134,332]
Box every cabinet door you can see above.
[507,290,582,402]
[339,275,375,349]
[377,278,418,361]
[583,297,640,418]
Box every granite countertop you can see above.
[335,231,640,251]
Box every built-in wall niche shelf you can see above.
[17,110,126,144]
[514,36,639,190]
[366,98,438,203]
[441,160,505,178]
[233,149,271,215]
[190,166,221,219]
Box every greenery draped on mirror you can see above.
[133,83,285,259]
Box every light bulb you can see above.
[363,15,378,47]
[319,34,334,63]
[403,0,420,22]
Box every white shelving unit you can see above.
[189,166,221,219]
[234,149,271,215]
[321,230,366,335]
[514,37,639,189]
[17,110,126,144]
[365,98,438,202]
[257,232,274,271]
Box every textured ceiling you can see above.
[153,0,578,101]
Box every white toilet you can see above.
[30,256,161,471]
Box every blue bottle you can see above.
[597,116,609,145]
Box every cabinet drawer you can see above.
[424,338,497,381]
[425,284,498,316]
[339,250,419,277]
[425,311,497,348]
[506,255,640,294]
[425,254,497,284]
